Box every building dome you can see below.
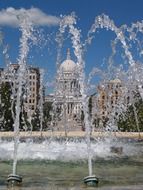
[60,59,76,72]
[60,48,76,72]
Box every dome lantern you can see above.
[67,48,71,60]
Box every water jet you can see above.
[83,175,99,187]
[7,174,22,187]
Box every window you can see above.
[115,90,118,95]
[102,95,105,99]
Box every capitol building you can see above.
[53,49,83,130]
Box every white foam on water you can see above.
[0,138,142,161]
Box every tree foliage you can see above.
[31,108,41,131]
[0,82,14,131]
[43,102,52,128]
[117,95,143,132]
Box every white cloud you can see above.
[0,7,60,27]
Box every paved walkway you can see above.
[0,131,143,139]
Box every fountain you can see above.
[0,10,143,190]
[55,13,111,186]
[55,13,143,186]
[4,12,36,186]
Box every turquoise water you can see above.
[0,156,143,190]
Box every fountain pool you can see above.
[0,136,143,190]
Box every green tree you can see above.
[29,102,53,131]
[31,108,41,131]
[118,94,143,132]
[43,102,52,128]
[88,96,92,117]
[0,82,14,131]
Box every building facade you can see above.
[0,64,41,118]
[24,67,40,117]
[53,49,83,130]
[91,79,123,129]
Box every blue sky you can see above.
[0,0,143,94]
